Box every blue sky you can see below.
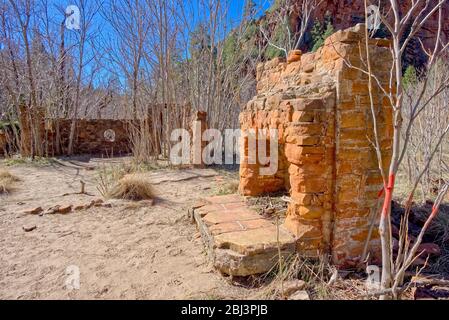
[227,0,273,25]
[38,0,273,88]
[47,0,272,28]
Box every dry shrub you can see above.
[255,254,335,300]
[108,174,154,201]
[0,169,20,194]
[96,164,130,198]
[393,201,449,277]
[255,253,390,300]
[423,204,449,277]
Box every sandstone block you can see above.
[288,163,330,180]
[340,112,366,128]
[23,225,37,232]
[290,176,327,193]
[288,290,310,300]
[57,205,72,214]
[214,245,294,276]
[352,82,370,94]
[23,207,43,215]
[283,280,306,296]
[285,123,322,138]
[214,226,296,256]
[284,143,326,165]
[203,209,263,226]
[292,111,314,123]
[284,215,322,238]
[287,50,302,63]
[204,194,244,204]
[209,219,273,236]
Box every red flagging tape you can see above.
[381,174,395,216]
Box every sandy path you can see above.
[0,159,251,299]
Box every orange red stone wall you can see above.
[239,24,393,266]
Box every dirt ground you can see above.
[0,157,255,300]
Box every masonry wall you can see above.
[239,24,393,266]
[49,119,131,156]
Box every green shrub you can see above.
[222,32,238,67]
[403,65,418,89]
[264,25,286,59]
[311,21,334,52]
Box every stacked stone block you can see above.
[239,24,393,266]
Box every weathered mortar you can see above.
[239,24,393,266]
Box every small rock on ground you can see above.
[57,205,72,214]
[23,207,43,215]
[417,243,441,257]
[288,290,310,300]
[23,225,37,232]
[44,205,60,215]
[283,280,306,297]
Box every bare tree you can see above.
[7,0,46,157]
[352,0,449,299]
[67,0,101,155]
[0,1,23,153]
[176,0,264,131]
[403,60,449,201]
[260,0,323,56]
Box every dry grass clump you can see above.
[422,204,449,277]
[255,254,334,300]
[254,254,397,300]
[96,163,130,198]
[96,163,156,201]
[0,169,20,194]
[108,174,155,201]
[216,181,239,195]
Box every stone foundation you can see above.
[239,24,393,266]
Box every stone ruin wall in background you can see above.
[1,104,133,157]
[239,24,394,267]
[49,119,131,156]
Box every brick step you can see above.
[190,194,296,276]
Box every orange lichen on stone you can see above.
[238,24,393,267]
